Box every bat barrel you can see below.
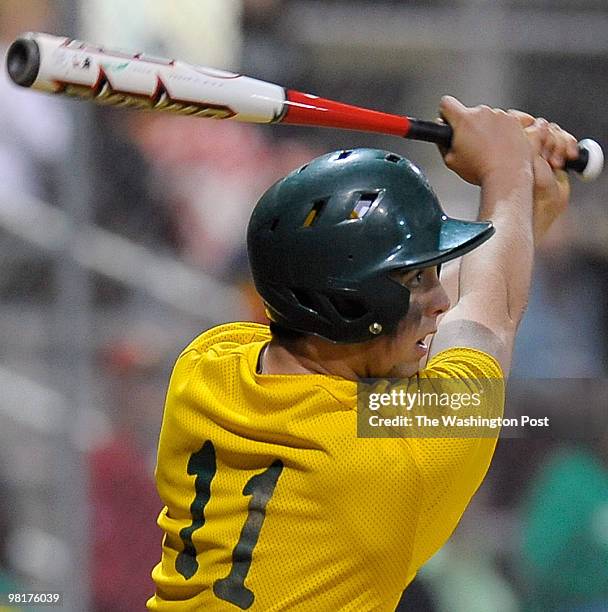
[5,32,289,124]
[6,38,41,87]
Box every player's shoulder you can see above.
[423,346,503,380]
[166,323,270,390]
[181,322,271,357]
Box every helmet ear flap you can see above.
[291,290,369,325]
[290,288,322,315]
[260,274,411,343]
[325,294,368,321]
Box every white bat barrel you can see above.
[7,32,287,124]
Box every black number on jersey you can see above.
[175,440,284,610]
[175,440,217,580]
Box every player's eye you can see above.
[404,270,424,288]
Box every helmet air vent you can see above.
[303,198,328,227]
[385,153,402,163]
[270,218,280,232]
[337,150,353,160]
[350,192,380,220]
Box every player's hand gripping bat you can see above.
[6,32,604,181]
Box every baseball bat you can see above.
[6,32,604,181]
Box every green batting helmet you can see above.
[247,148,493,343]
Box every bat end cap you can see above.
[577,139,604,182]
[6,38,40,88]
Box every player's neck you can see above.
[261,340,366,381]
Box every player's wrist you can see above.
[477,164,535,228]
[479,161,534,196]
[479,155,534,187]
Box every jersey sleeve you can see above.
[405,347,505,574]
[425,346,503,380]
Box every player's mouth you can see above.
[414,339,428,357]
[414,330,436,356]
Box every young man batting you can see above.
[147,96,576,611]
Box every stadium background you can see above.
[0,1,607,610]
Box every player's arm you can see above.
[429,110,577,309]
[429,97,574,375]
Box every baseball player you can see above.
[147,96,575,610]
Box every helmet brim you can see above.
[387,217,495,269]
[438,217,495,259]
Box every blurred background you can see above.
[0,1,606,610]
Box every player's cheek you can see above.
[398,301,423,344]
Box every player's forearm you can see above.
[458,165,535,329]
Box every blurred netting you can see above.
[0,1,606,611]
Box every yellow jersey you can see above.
[148,323,503,611]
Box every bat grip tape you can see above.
[406,120,453,148]
[406,119,594,177]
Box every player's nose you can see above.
[425,279,450,317]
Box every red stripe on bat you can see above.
[282,90,411,137]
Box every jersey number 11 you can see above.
[175,440,284,609]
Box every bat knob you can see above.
[574,139,604,182]
[6,38,41,88]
